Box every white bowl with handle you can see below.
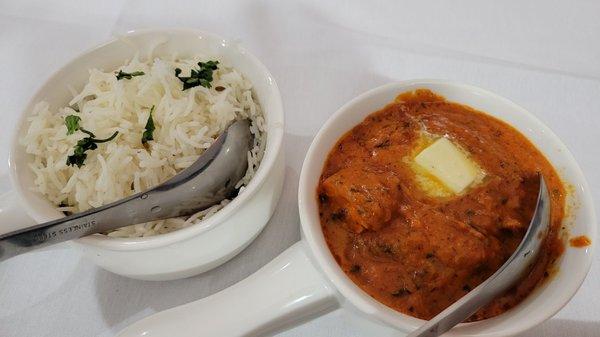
[0,29,285,281]
[117,80,595,336]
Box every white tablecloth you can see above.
[1,1,599,336]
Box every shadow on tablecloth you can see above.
[93,134,314,333]
[521,319,600,337]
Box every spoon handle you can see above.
[408,175,551,337]
[0,188,161,261]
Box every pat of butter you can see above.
[414,137,480,194]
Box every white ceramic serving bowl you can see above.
[1,29,285,281]
[118,80,595,337]
[298,80,596,336]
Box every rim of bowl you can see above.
[298,79,596,335]
[9,28,284,251]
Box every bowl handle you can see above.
[117,241,340,337]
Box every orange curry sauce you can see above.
[317,90,565,321]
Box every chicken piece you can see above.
[320,167,400,233]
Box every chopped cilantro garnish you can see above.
[142,106,155,144]
[65,115,81,135]
[116,70,145,80]
[66,130,119,168]
[174,60,219,90]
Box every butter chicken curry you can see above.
[317,89,566,321]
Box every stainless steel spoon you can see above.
[408,175,551,337]
[0,119,253,262]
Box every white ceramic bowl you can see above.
[298,80,596,336]
[118,80,594,337]
[2,29,285,281]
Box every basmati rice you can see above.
[20,54,266,238]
